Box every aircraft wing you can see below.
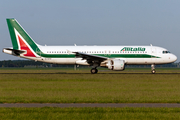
[73,52,108,62]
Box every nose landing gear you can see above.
[151,64,156,74]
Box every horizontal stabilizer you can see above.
[3,48,26,56]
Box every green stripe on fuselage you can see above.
[39,53,160,58]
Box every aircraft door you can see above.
[151,47,157,63]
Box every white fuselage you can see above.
[10,45,176,66]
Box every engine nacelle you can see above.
[107,59,125,71]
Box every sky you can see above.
[1,0,180,62]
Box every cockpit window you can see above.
[162,51,170,54]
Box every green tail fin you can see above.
[6,18,40,53]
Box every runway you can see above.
[1,103,180,108]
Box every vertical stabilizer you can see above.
[6,19,41,57]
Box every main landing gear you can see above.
[151,64,156,74]
[91,68,98,74]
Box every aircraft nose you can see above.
[171,54,177,62]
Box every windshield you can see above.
[162,51,171,54]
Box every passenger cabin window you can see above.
[162,51,170,54]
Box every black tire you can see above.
[151,69,156,74]
[95,69,98,73]
[91,68,98,74]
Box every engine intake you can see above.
[107,59,125,71]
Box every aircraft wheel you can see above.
[95,69,98,73]
[151,69,156,74]
[91,68,98,74]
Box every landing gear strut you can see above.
[151,64,156,74]
[91,68,98,74]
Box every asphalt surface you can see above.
[1,103,180,108]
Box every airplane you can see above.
[3,18,177,74]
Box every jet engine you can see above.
[107,59,125,71]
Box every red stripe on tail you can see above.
[18,36,36,57]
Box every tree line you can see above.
[0,60,67,68]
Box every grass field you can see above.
[1,107,180,120]
[0,68,180,103]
